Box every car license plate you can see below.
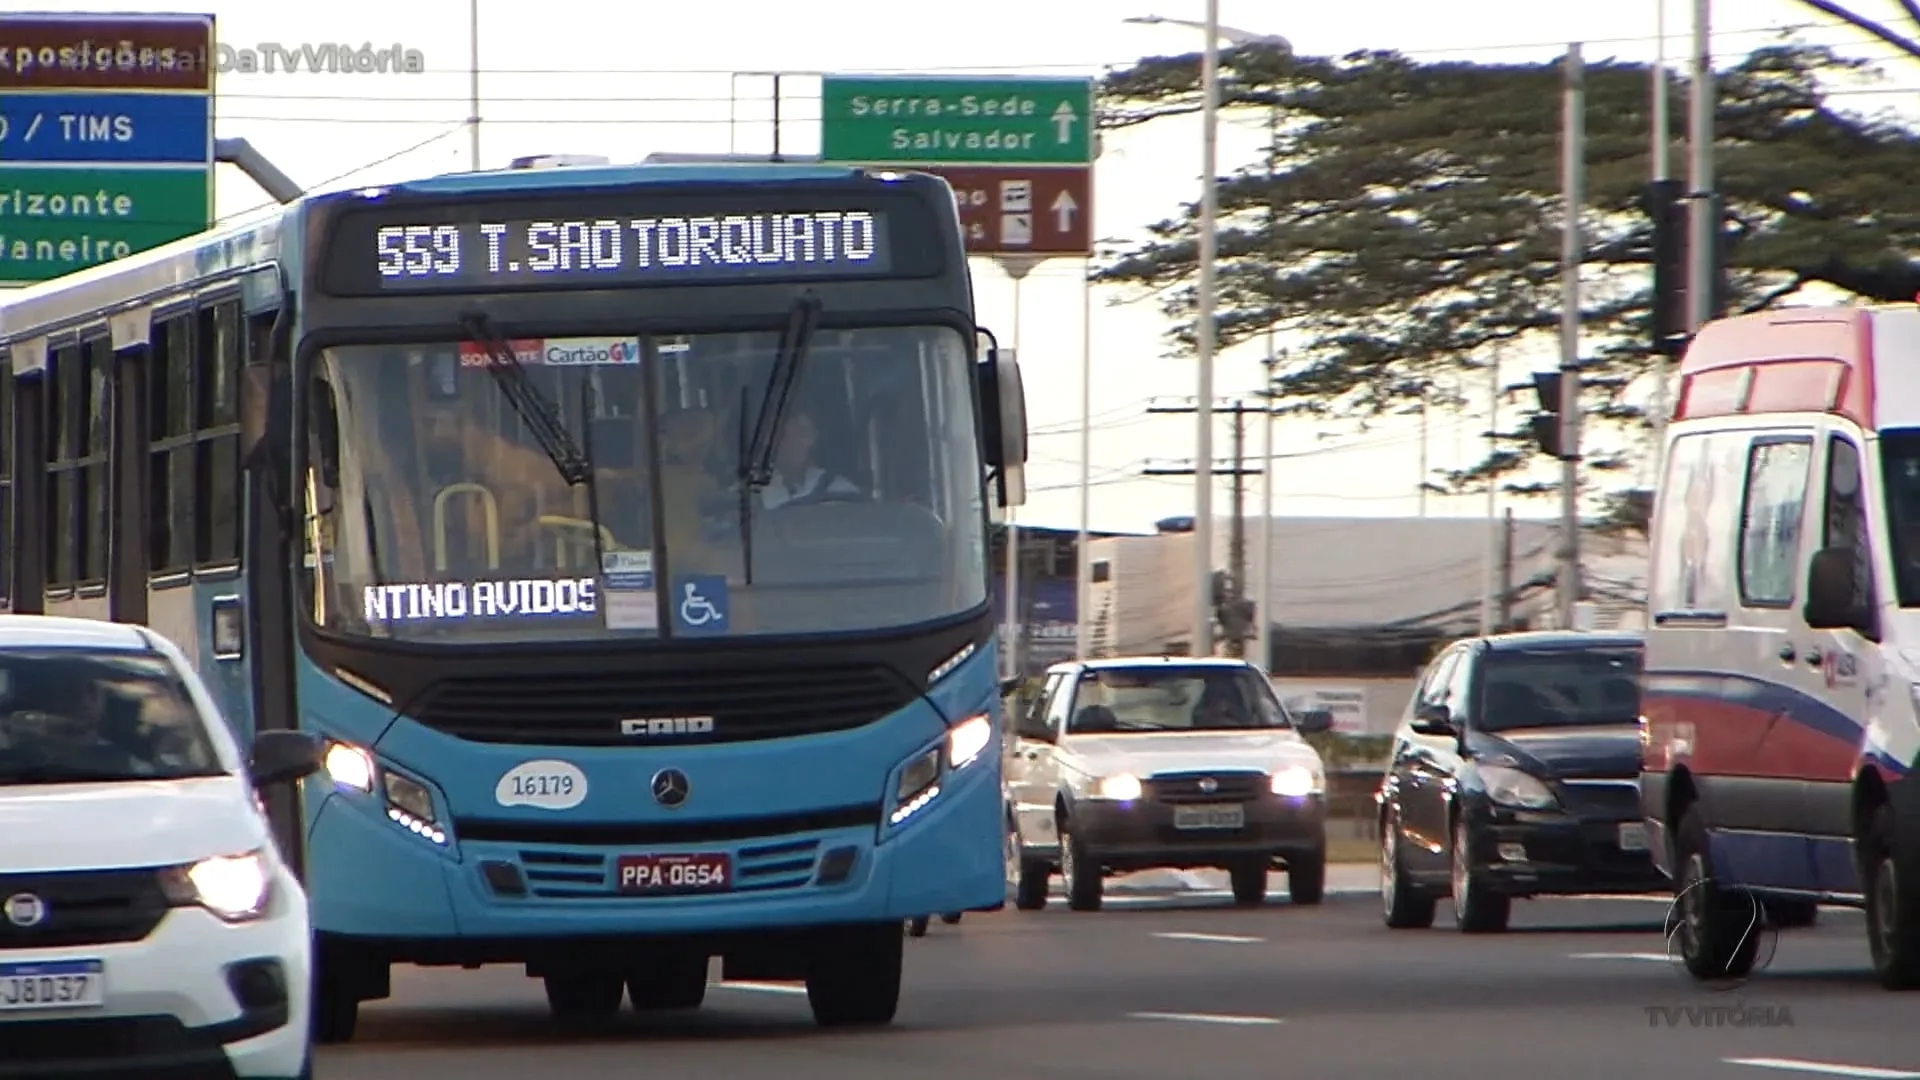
[0,960,105,1011]
[1173,803,1245,830]
[616,853,732,895]
[1618,823,1650,852]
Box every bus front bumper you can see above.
[304,765,1003,961]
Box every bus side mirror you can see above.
[977,341,1028,509]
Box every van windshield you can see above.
[1880,432,1920,606]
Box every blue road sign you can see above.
[0,92,210,164]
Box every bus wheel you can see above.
[310,984,358,1045]
[627,955,708,1010]
[1669,805,1760,983]
[806,923,901,1027]
[939,913,963,925]
[1864,805,1920,990]
[906,916,929,937]
[544,973,624,1020]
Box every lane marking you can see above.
[717,981,806,996]
[1129,1011,1282,1026]
[1151,931,1265,944]
[1568,952,1669,961]
[1724,1058,1920,1079]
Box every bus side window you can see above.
[1823,434,1879,635]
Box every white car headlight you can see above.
[1270,766,1321,798]
[324,741,374,792]
[1478,764,1558,810]
[184,851,272,922]
[1096,773,1143,801]
[948,713,992,769]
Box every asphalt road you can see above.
[315,866,1919,1080]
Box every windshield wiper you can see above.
[733,294,823,584]
[459,312,591,486]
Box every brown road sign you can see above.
[0,15,213,91]
[922,165,1092,257]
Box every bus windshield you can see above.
[301,325,988,643]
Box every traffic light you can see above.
[1529,370,1576,461]
[1646,179,1687,355]
[1645,180,1734,353]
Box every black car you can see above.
[1377,630,1663,932]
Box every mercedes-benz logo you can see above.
[1198,777,1219,794]
[4,893,46,929]
[651,769,690,809]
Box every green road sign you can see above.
[0,165,209,285]
[821,75,1095,166]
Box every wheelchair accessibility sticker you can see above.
[673,575,729,635]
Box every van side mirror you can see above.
[999,676,1024,698]
[1296,709,1334,735]
[1410,703,1455,737]
[248,730,325,787]
[1014,711,1056,742]
[1805,546,1872,633]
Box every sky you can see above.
[28,0,1920,533]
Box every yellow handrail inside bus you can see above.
[433,483,500,571]
[538,515,619,570]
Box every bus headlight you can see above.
[891,748,942,826]
[947,714,992,769]
[324,742,374,793]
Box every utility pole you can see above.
[1480,351,1501,636]
[1227,405,1248,657]
[1557,44,1586,630]
[1687,0,1715,334]
[1000,256,1041,677]
[1649,0,1673,462]
[1144,398,1263,656]
[467,0,482,170]
[1497,508,1516,632]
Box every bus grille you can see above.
[403,664,921,745]
[516,838,824,899]
[0,869,172,951]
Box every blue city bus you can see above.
[0,160,1028,1037]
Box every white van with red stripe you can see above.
[1642,304,1920,990]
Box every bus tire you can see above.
[939,913,962,925]
[627,956,708,1010]
[1864,804,1920,990]
[543,973,624,1020]
[906,916,929,938]
[806,923,902,1028]
[309,981,358,1045]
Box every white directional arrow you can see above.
[1051,101,1078,144]
[1051,188,1079,232]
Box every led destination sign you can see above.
[320,189,946,296]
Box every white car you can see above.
[0,616,323,1079]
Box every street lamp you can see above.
[1124,11,1290,658]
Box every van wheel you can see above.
[1864,805,1920,990]
[310,967,360,1044]
[1668,804,1760,983]
[906,916,929,937]
[1451,819,1510,933]
[1060,822,1103,912]
[1381,809,1436,929]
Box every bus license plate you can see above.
[1618,823,1650,852]
[1173,804,1244,830]
[617,853,732,895]
[0,960,105,1011]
